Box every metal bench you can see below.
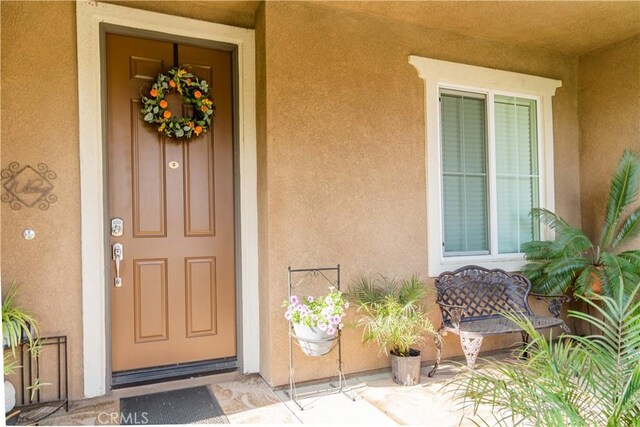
[428,265,570,377]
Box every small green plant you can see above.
[348,275,437,357]
[3,353,19,376]
[450,279,640,426]
[522,149,640,298]
[2,282,48,408]
[26,378,51,402]
[2,282,38,357]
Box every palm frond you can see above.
[347,276,386,307]
[574,265,599,296]
[619,250,640,265]
[612,207,640,249]
[530,264,577,295]
[2,281,38,354]
[450,279,640,426]
[522,260,548,283]
[521,240,555,261]
[600,253,640,298]
[549,227,593,258]
[599,149,640,250]
[532,208,573,234]
[397,274,428,308]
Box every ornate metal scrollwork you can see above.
[1,162,57,210]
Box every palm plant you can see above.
[522,149,640,297]
[348,275,437,357]
[2,282,38,358]
[451,279,640,426]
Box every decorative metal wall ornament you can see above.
[1,162,57,210]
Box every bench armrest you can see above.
[530,293,570,319]
[437,302,465,329]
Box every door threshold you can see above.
[111,357,237,389]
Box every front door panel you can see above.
[106,34,236,372]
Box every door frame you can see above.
[76,1,259,398]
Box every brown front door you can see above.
[106,33,236,373]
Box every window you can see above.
[409,56,562,276]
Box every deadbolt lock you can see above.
[111,218,124,237]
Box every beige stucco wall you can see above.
[103,1,258,30]
[1,0,84,400]
[1,0,589,399]
[578,35,640,247]
[258,1,581,387]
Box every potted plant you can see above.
[348,275,437,386]
[283,287,348,356]
[3,282,38,414]
[451,279,640,426]
[522,149,640,298]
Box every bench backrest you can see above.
[435,265,534,323]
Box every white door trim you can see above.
[76,0,259,398]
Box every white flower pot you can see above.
[5,380,16,412]
[390,349,422,386]
[292,324,338,357]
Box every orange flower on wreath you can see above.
[163,111,172,119]
[194,125,203,136]
[194,91,202,99]
[200,105,208,113]
[169,80,176,88]
[149,88,158,97]
[159,100,168,109]
[188,121,195,129]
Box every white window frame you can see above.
[409,56,562,277]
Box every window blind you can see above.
[441,92,489,256]
[494,96,540,254]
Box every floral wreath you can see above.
[140,67,214,140]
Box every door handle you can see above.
[112,243,124,288]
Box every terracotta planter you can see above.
[292,324,338,357]
[390,349,422,386]
[590,270,603,294]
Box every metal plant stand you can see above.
[6,336,69,426]
[285,265,356,410]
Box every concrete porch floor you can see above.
[37,351,513,426]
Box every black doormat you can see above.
[120,386,229,425]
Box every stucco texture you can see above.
[1,1,83,399]
[101,0,259,29]
[578,35,640,248]
[258,1,581,387]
